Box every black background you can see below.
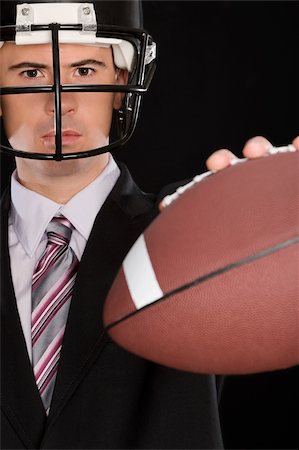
[116,0,299,193]
[1,1,298,448]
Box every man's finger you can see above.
[205,149,236,172]
[242,136,272,159]
[291,136,299,150]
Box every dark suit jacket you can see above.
[1,163,223,449]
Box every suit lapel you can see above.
[45,164,157,431]
[1,189,47,449]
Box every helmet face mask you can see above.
[0,1,156,161]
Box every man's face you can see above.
[0,42,126,156]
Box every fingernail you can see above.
[248,137,271,151]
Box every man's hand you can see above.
[159,136,299,210]
[206,136,299,172]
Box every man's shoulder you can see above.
[111,161,158,220]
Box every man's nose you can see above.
[45,91,76,116]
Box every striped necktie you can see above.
[31,216,79,413]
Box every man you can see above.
[0,1,298,448]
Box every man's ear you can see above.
[113,69,129,109]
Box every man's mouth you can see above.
[41,129,82,146]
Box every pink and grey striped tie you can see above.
[31,216,79,413]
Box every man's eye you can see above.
[75,67,95,77]
[21,69,43,78]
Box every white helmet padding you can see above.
[0,3,156,71]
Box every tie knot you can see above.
[46,216,74,245]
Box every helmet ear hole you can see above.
[113,69,129,109]
[111,92,135,141]
[113,92,124,110]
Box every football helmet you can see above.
[0,1,156,160]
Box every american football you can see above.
[103,151,299,374]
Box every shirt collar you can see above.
[11,155,120,257]
[59,155,120,240]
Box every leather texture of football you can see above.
[103,151,299,374]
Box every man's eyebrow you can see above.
[68,59,106,68]
[8,62,48,70]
